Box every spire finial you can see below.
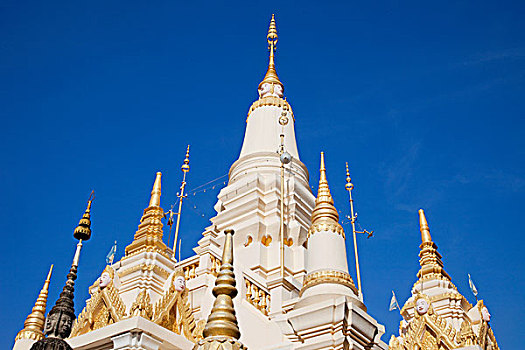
[202,229,241,340]
[181,145,190,173]
[172,146,190,260]
[258,14,283,92]
[15,265,54,341]
[149,172,162,207]
[73,191,94,241]
[125,172,168,257]
[416,209,451,283]
[311,152,340,226]
[419,209,432,243]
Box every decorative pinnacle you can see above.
[73,191,94,241]
[202,229,241,340]
[416,209,451,282]
[259,14,283,90]
[181,145,190,173]
[47,262,78,339]
[311,152,340,225]
[345,162,354,191]
[419,209,432,243]
[15,265,54,341]
[149,172,162,207]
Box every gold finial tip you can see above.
[148,172,162,207]
[46,265,54,281]
[418,208,432,243]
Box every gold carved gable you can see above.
[400,313,459,350]
[71,283,126,337]
[152,284,204,343]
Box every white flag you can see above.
[468,274,478,297]
[389,291,399,311]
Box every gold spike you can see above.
[419,209,432,243]
[416,209,451,282]
[202,229,241,340]
[73,191,94,241]
[15,265,54,341]
[311,152,340,226]
[258,14,283,90]
[125,173,167,257]
[149,172,162,207]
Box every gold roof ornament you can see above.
[417,209,451,282]
[193,229,247,350]
[73,191,94,241]
[125,172,169,258]
[15,265,54,341]
[309,152,344,237]
[258,14,283,91]
[149,172,162,207]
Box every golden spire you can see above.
[419,209,432,243]
[311,152,341,227]
[15,265,54,341]
[73,191,94,241]
[125,172,168,257]
[259,14,283,90]
[149,172,162,207]
[417,209,451,282]
[194,230,246,349]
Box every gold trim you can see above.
[246,96,295,122]
[300,269,357,296]
[118,263,170,279]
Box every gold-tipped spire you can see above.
[311,152,341,227]
[149,172,162,207]
[73,191,94,241]
[416,209,451,282]
[125,172,168,257]
[259,14,283,90]
[194,230,246,349]
[15,265,54,341]
[419,209,432,243]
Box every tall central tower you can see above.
[194,14,316,316]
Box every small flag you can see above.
[106,241,117,265]
[468,274,478,298]
[389,291,400,311]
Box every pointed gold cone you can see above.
[149,172,162,207]
[73,192,94,241]
[311,152,340,226]
[202,229,241,339]
[15,265,54,341]
[259,14,283,90]
[419,209,432,243]
[416,209,451,282]
[125,172,168,257]
[194,229,246,349]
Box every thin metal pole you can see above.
[172,171,187,259]
[280,161,285,278]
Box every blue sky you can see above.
[1,1,524,348]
